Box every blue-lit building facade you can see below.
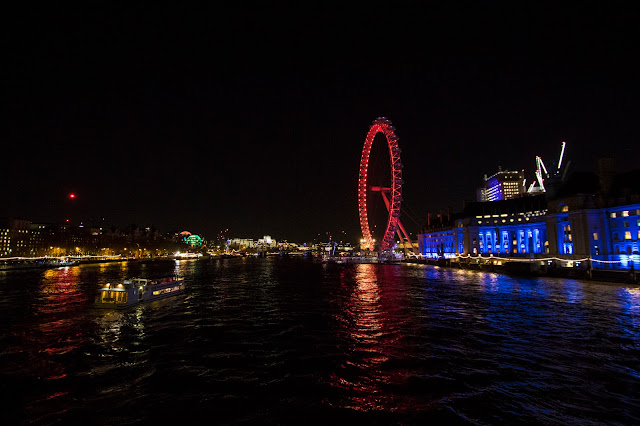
[419,195,549,259]
[607,205,640,268]
[418,186,640,270]
[478,169,525,202]
[419,226,463,259]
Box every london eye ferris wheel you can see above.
[357,117,404,252]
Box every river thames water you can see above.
[1,257,639,424]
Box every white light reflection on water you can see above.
[93,307,147,353]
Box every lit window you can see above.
[625,231,632,240]
[622,211,629,217]
[611,212,617,218]
[593,233,599,241]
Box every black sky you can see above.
[3,3,638,242]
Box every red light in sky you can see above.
[69,193,76,199]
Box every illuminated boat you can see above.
[94,275,185,308]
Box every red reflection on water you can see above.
[45,391,69,400]
[45,374,67,380]
[33,267,87,362]
[1,267,89,381]
[38,266,84,316]
[330,264,420,413]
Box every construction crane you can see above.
[557,141,566,171]
[535,166,546,192]
[538,156,550,178]
[528,141,567,194]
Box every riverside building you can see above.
[478,169,525,202]
[419,167,640,270]
[0,218,48,257]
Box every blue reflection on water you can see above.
[617,287,640,340]
[562,280,585,304]
[1,259,639,424]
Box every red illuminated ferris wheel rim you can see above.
[358,117,403,251]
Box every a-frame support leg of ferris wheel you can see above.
[371,186,419,256]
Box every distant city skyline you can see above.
[3,4,638,242]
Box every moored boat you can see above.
[95,275,184,308]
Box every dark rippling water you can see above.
[1,258,639,424]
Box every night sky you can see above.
[3,4,638,242]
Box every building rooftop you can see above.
[463,194,548,217]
